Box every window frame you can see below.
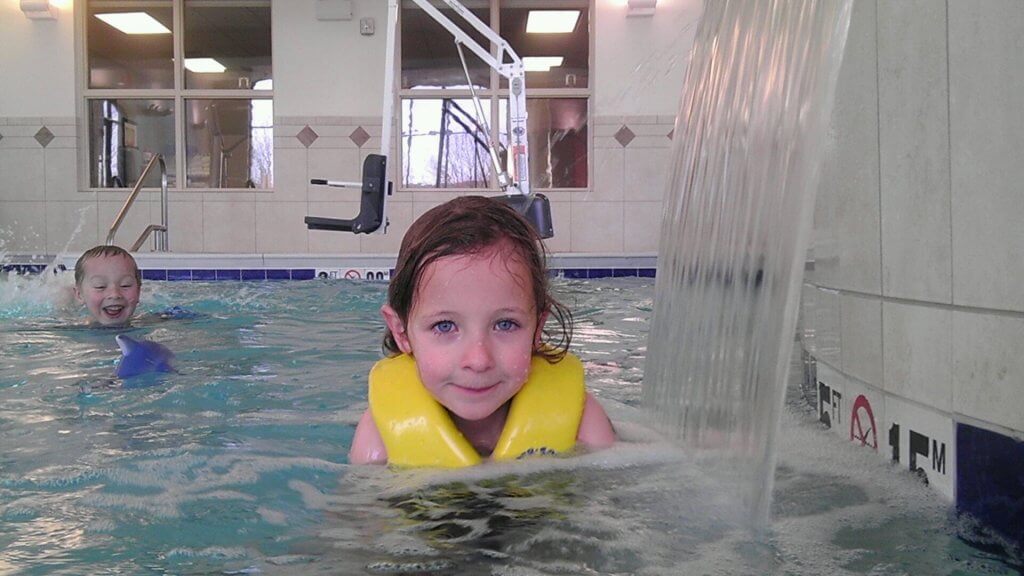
[77,0,274,193]
[396,0,592,193]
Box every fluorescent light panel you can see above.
[184,58,226,73]
[95,12,170,34]
[523,57,564,72]
[526,10,579,34]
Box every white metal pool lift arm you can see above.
[306,0,553,238]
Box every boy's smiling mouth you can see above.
[102,304,126,317]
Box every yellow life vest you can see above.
[368,352,586,468]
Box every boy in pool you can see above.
[73,245,141,327]
[349,196,616,467]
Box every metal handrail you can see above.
[130,224,168,252]
[105,154,169,251]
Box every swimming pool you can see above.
[0,276,1019,574]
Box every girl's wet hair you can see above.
[74,245,141,286]
[383,195,572,362]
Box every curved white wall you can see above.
[802,0,1024,512]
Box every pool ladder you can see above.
[106,153,170,252]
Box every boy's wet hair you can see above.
[74,245,141,286]
[384,195,572,362]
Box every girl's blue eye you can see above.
[495,319,519,331]
[434,320,455,334]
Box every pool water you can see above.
[0,276,1019,575]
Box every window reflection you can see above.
[185,98,273,188]
[402,99,494,188]
[87,3,174,89]
[184,0,272,90]
[499,7,589,89]
[88,99,176,188]
[401,2,491,90]
[500,98,587,189]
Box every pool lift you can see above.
[304,0,554,238]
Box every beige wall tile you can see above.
[571,202,623,253]
[308,147,360,203]
[203,200,256,252]
[167,201,204,253]
[46,201,98,253]
[624,147,670,202]
[0,201,47,252]
[589,147,624,202]
[623,201,662,253]
[265,147,308,203]
[0,148,45,201]
[256,202,309,253]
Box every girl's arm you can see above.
[349,409,388,464]
[576,392,616,450]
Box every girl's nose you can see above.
[462,337,494,372]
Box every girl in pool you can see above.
[349,196,616,467]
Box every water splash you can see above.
[642,0,853,529]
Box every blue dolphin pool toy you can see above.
[115,335,175,379]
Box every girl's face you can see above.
[382,243,544,424]
[74,255,141,326]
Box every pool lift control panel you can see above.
[304,0,553,239]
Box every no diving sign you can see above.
[315,268,391,281]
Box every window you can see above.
[399,0,589,190]
[84,0,272,190]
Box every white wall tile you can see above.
[840,293,882,386]
[203,200,256,253]
[256,202,308,253]
[0,148,45,201]
[813,0,880,294]
[952,311,1024,432]
[590,147,624,202]
[623,201,662,253]
[265,147,308,203]
[544,200,572,253]
[46,201,98,253]
[809,286,842,368]
[877,0,952,303]
[167,201,204,253]
[882,301,952,410]
[571,201,623,253]
[43,147,81,202]
[624,146,670,202]
[307,147,360,203]
[948,2,1024,311]
[0,201,47,252]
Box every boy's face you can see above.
[382,242,544,424]
[74,255,141,326]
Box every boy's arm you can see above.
[576,392,616,450]
[349,409,388,464]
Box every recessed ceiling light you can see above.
[523,57,564,72]
[184,58,226,73]
[526,10,580,34]
[95,12,170,34]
